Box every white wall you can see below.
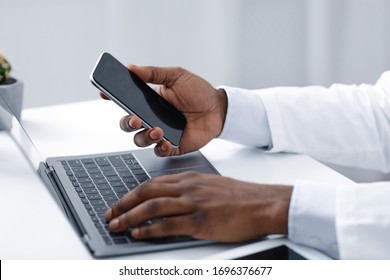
[1,0,390,108]
[0,0,109,108]
[2,0,390,181]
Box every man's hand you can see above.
[104,172,292,242]
[101,65,227,157]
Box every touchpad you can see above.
[149,165,217,178]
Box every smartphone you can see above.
[90,52,186,147]
[234,245,307,260]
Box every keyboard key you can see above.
[94,222,103,229]
[118,171,133,178]
[80,183,95,189]
[106,201,116,207]
[91,216,100,223]
[96,184,111,190]
[90,173,104,179]
[84,188,98,194]
[66,171,73,176]
[91,200,105,206]
[113,186,127,193]
[117,192,127,199]
[94,157,110,166]
[78,192,86,198]
[84,203,92,210]
[68,160,82,167]
[72,181,80,187]
[100,189,114,196]
[113,237,129,244]
[102,195,118,202]
[88,210,96,216]
[125,182,138,190]
[121,154,135,160]
[107,176,121,182]
[108,155,125,167]
[135,174,149,182]
[110,181,124,187]
[115,167,129,172]
[71,167,85,173]
[100,166,114,171]
[102,235,113,245]
[81,198,89,204]
[132,169,146,175]
[84,163,98,169]
[122,177,137,183]
[81,158,94,164]
[74,172,89,178]
[93,178,108,185]
[103,170,117,177]
[128,163,141,170]
[94,206,108,213]
[87,194,102,200]
[77,178,92,183]
[68,176,76,182]
[87,168,101,174]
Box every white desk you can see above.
[0,100,354,260]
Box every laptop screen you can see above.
[0,94,43,171]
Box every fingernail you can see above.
[160,143,167,151]
[150,129,159,140]
[132,227,140,238]
[128,118,135,128]
[110,219,119,230]
[104,208,112,221]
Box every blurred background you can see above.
[2,0,390,181]
[1,0,390,108]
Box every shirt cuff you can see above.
[218,86,271,148]
[289,181,339,259]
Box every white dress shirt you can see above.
[219,71,390,259]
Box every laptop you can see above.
[0,94,219,258]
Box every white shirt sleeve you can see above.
[289,181,339,259]
[218,71,390,259]
[218,86,272,148]
[337,181,390,259]
[221,71,390,172]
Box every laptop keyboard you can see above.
[60,153,149,246]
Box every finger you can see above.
[133,127,164,147]
[154,140,173,157]
[128,65,183,87]
[131,215,195,239]
[108,197,192,233]
[119,115,142,132]
[99,92,110,100]
[105,180,182,221]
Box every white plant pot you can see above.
[0,78,23,130]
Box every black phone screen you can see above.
[235,245,307,260]
[91,52,186,147]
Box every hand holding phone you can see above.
[90,52,186,147]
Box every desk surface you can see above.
[0,100,353,260]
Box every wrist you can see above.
[265,185,293,235]
[214,88,227,137]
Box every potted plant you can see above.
[0,51,23,130]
